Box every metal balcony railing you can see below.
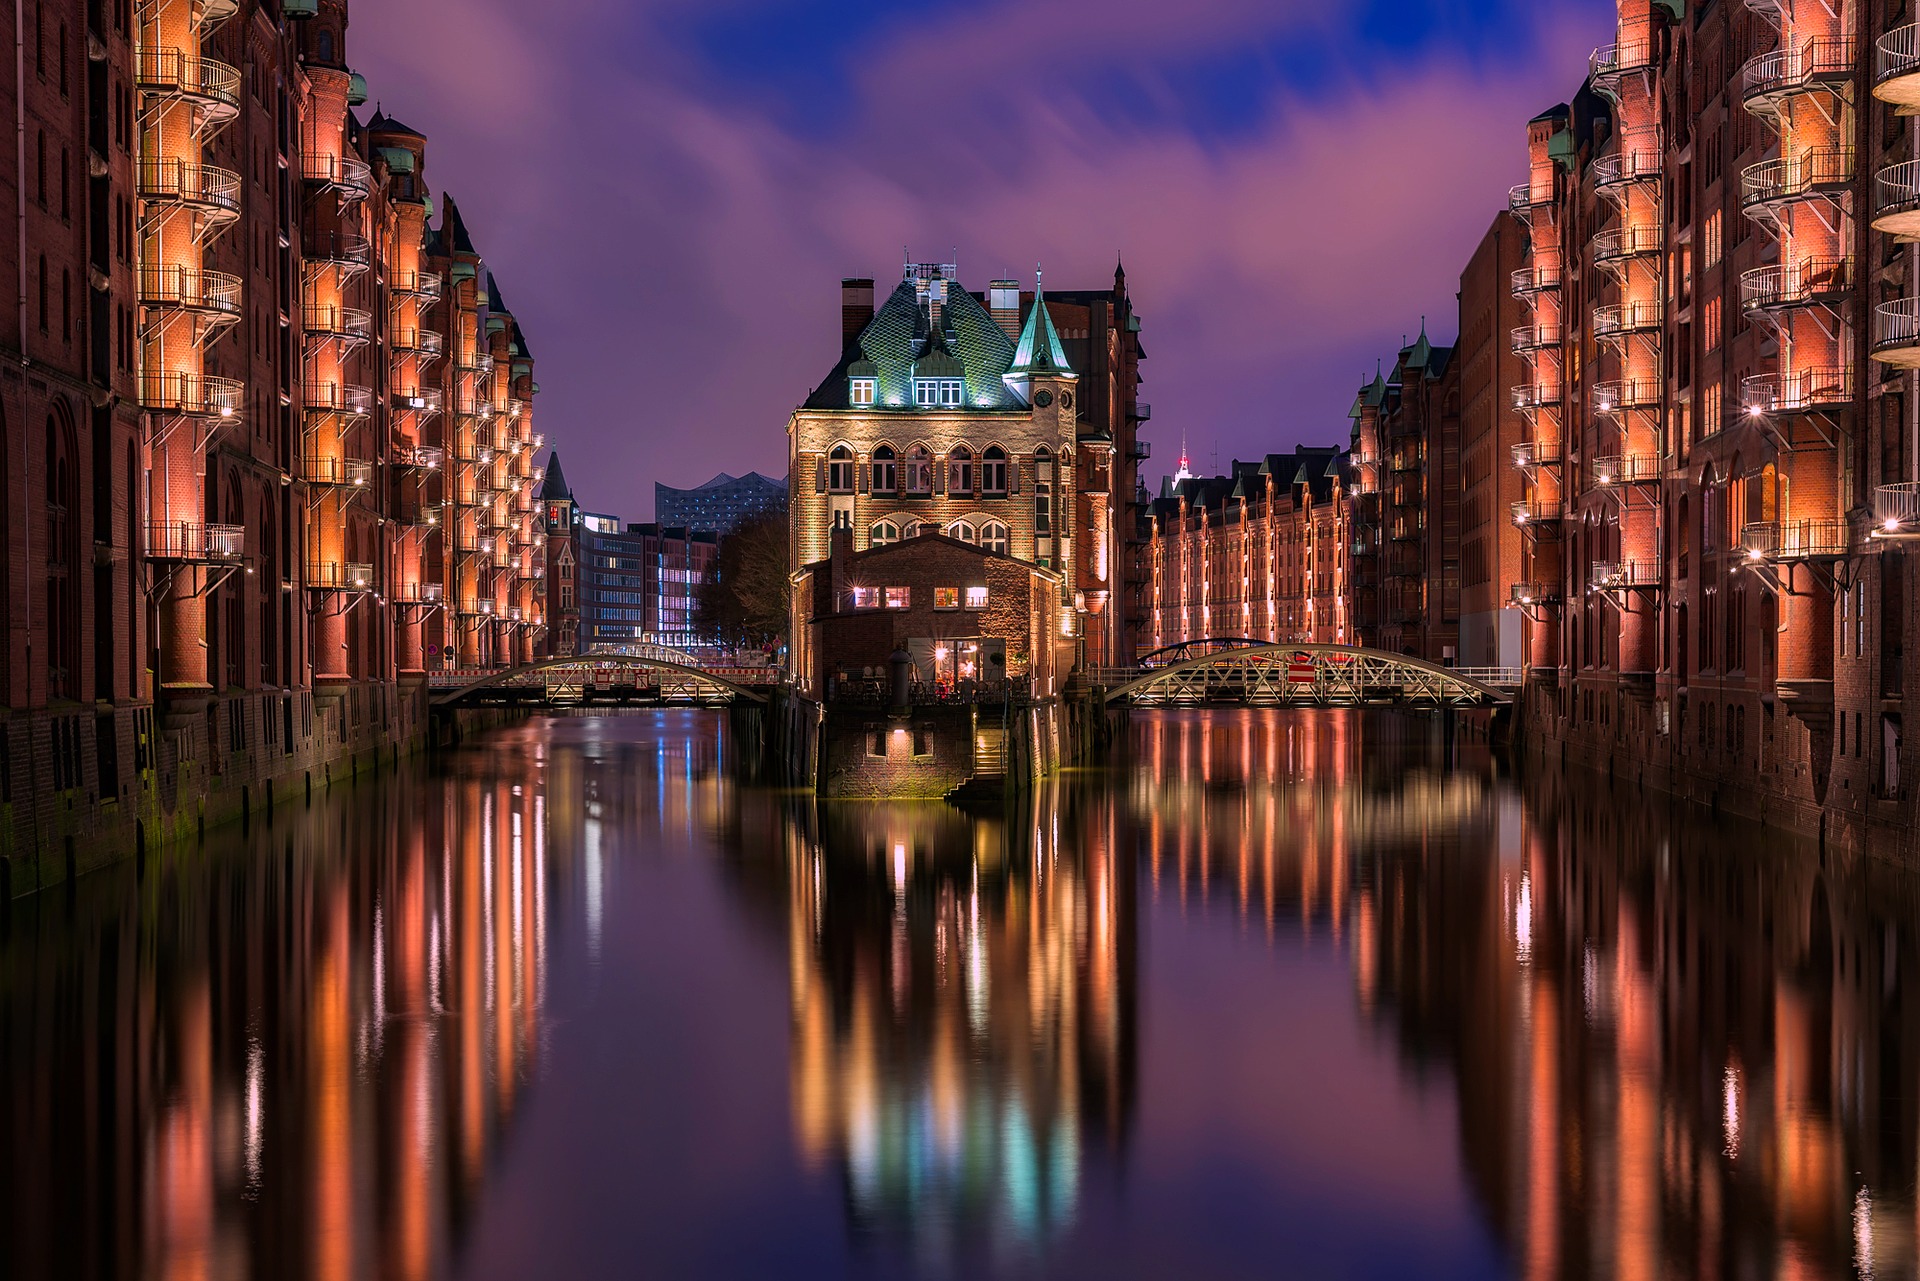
[1739,366,1853,415]
[302,303,372,342]
[1593,379,1659,414]
[1511,264,1562,296]
[1875,160,1920,236]
[1509,582,1558,607]
[1740,256,1853,313]
[1873,298,1920,359]
[1592,300,1663,337]
[1741,35,1854,110]
[133,48,241,121]
[397,500,444,527]
[137,158,241,218]
[1513,440,1559,470]
[1507,181,1556,224]
[140,370,243,417]
[1740,148,1854,211]
[1592,223,1663,263]
[1878,24,1920,87]
[1511,323,1562,354]
[1512,500,1564,527]
[1876,482,1920,530]
[1132,402,1152,421]
[307,561,376,590]
[146,521,245,562]
[138,265,242,318]
[300,455,374,487]
[458,598,498,617]
[1512,383,1562,412]
[393,386,445,415]
[1591,454,1661,486]
[1590,560,1660,589]
[1127,439,1151,461]
[397,445,444,470]
[392,327,445,359]
[392,269,443,301]
[1741,519,1850,560]
[1590,39,1657,86]
[1593,149,1662,189]
[395,581,445,604]
[299,150,372,199]
[302,382,373,416]
[303,231,371,271]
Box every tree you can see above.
[696,510,789,651]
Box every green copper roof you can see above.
[376,146,414,175]
[1654,0,1684,19]
[1007,279,1075,380]
[1404,324,1432,371]
[801,276,1024,412]
[347,71,368,106]
[1363,372,1389,408]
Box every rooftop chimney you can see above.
[989,280,1020,339]
[841,278,875,349]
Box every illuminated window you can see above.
[947,520,977,544]
[827,444,854,493]
[871,444,896,494]
[981,446,1008,495]
[905,445,933,495]
[947,445,973,494]
[850,377,876,405]
[934,587,959,609]
[940,379,962,406]
[964,585,988,609]
[884,586,910,609]
[914,380,938,406]
[850,586,879,609]
[980,521,1010,555]
[870,520,899,546]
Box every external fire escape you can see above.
[1870,22,1920,544]
[1506,129,1567,632]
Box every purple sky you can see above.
[354,0,1613,518]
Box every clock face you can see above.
[1034,390,1054,408]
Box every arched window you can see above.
[982,445,1008,496]
[947,445,973,495]
[905,444,933,496]
[870,519,899,546]
[870,444,897,495]
[1033,444,1053,482]
[827,444,855,493]
[317,29,334,63]
[45,410,78,699]
[901,519,927,540]
[980,520,1010,555]
[946,520,977,545]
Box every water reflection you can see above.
[6,710,1920,1278]
[719,789,1134,1261]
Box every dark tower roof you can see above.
[540,450,571,502]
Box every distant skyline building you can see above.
[655,471,788,533]
[577,514,719,655]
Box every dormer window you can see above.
[850,377,876,406]
[915,378,962,407]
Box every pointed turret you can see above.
[1003,272,1076,402]
[540,449,571,502]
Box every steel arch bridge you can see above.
[1097,643,1515,708]
[429,654,772,708]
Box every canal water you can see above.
[3,710,1914,1279]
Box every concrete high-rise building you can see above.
[0,0,554,889]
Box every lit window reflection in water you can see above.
[2,708,1920,1279]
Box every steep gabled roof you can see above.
[367,109,423,139]
[539,450,571,501]
[802,277,1024,411]
[440,194,477,256]
[1007,280,1074,380]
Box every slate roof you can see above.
[367,109,423,138]
[802,277,1071,412]
[540,450,571,501]
[1151,446,1346,523]
[440,194,477,256]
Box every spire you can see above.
[539,449,572,502]
[1005,268,1075,381]
[1174,431,1193,484]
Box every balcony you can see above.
[397,500,444,528]
[458,598,498,618]
[140,370,242,418]
[1512,500,1564,528]
[393,385,445,416]
[1512,382,1562,412]
[1592,148,1661,192]
[132,48,241,128]
[137,158,241,226]
[1741,36,1854,117]
[392,326,445,359]
[1592,300,1662,339]
[393,269,443,301]
[396,445,444,470]
[1511,264,1562,297]
[302,303,372,345]
[1875,24,1920,111]
[1592,223,1663,266]
[1874,160,1920,240]
[1590,454,1661,486]
[303,231,371,273]
[1590,560,1660,590]
[302,381,373,418]
[1509,582,1559,608]
[1508,181,1556,224]
[456,350,495,375]
[1874,483,1920,535]
[1132,402,1152,422]
[308,561,376,591]
[1740,149,1853,217]
[395,581,445,605]
[455,441,495,466]
[1739,256,1853,315]
[1593,379,1659,415]
[146,521,245,562]
[1127,438,1151,461]
[300,455,374,488]
[299,151,372,201]
[1741,519,1849,560]
[1589,39,1657,98]
[1510,323,1561,354]
[1512,440,1562,471]
[1739,366,1853,415]
[138,265,242,321]
[1872,299,1920,367]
